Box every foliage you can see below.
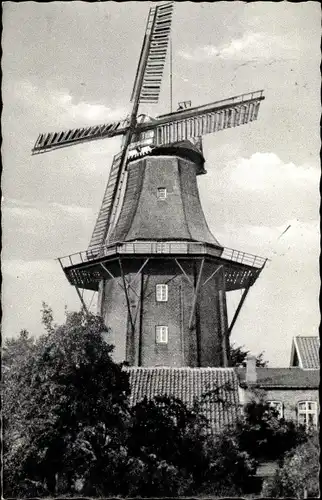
[3,305,257,497]
[3,305,130,497]
[230,343,268,367]
[235,399,308,461]
[5,306,306,498]
[200,431,257,496]
[124,395,207,496]
[261,430,320,498]
[124,395,256,497]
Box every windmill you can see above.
[32,2,267,367]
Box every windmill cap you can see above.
[151,140,206,175]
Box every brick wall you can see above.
[99,258,229,367]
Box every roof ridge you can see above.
[257,366,309,370]
[295,335,319,339]
[123,366,235,371]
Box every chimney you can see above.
[246,355,257,384]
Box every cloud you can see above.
[227,152,319,191]
[2,258,60,279]
[2,258,97,338]
[51,202,93,217]
[4,79,128,132]
[2,198,97,261]
[178,32,298,62]
[3,198,94,219]
[200,151,319,245]
[215,219,319,258]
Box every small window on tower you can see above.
[156,325,168,344]
[157,187,167,200]
[156,284,168,302]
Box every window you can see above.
[155,242,168,253]
[297,401,318,427]
[156,284,168,302]
[157,187,167,200]
[156,325,168,344]
[268,401,284,419]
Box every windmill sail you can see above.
[87,152,124,257]
[131,2,174,104]
[150,90,264,145]
[32,118,129,155]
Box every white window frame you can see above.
[297,401,318,427]
[268,401,284,419]
[156,284,168,302]
[156,325,168,344]
[157,187,167,200]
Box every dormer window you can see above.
[157,187,167,200]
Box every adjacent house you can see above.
[237,358,319,427]
[237,336,319,427]
[290,335,319,369]
[236,336,319,481]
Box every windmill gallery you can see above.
[32,2,267,369]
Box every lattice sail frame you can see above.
[32,90,264,155]
[131,1,174,103]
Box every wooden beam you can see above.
[188,258,205,330]
[127,258,150,287]
[118,258,136,338]
[227,286,250,337]
[138,270,145,367]
[99,262,140,299]
[202,265,222,287]
[219,267,228,368]
[175,258,193,286]
[74,286,90,317]
[100,263,124,291]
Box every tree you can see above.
[262,430,320,498]
[123,395,256,497]
[230,343,268,367]
[202,431,257,496]
[124,395,208,496]
[234,399,308,461]
[2,331,37,456]
[3,307,131,497]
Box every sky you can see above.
[2,1,320,367]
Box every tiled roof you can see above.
[292,336,320,369]
[124,367,240,432]
[236,367,320,388]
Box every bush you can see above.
[262,430,320,498]
[235,399,308,461]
